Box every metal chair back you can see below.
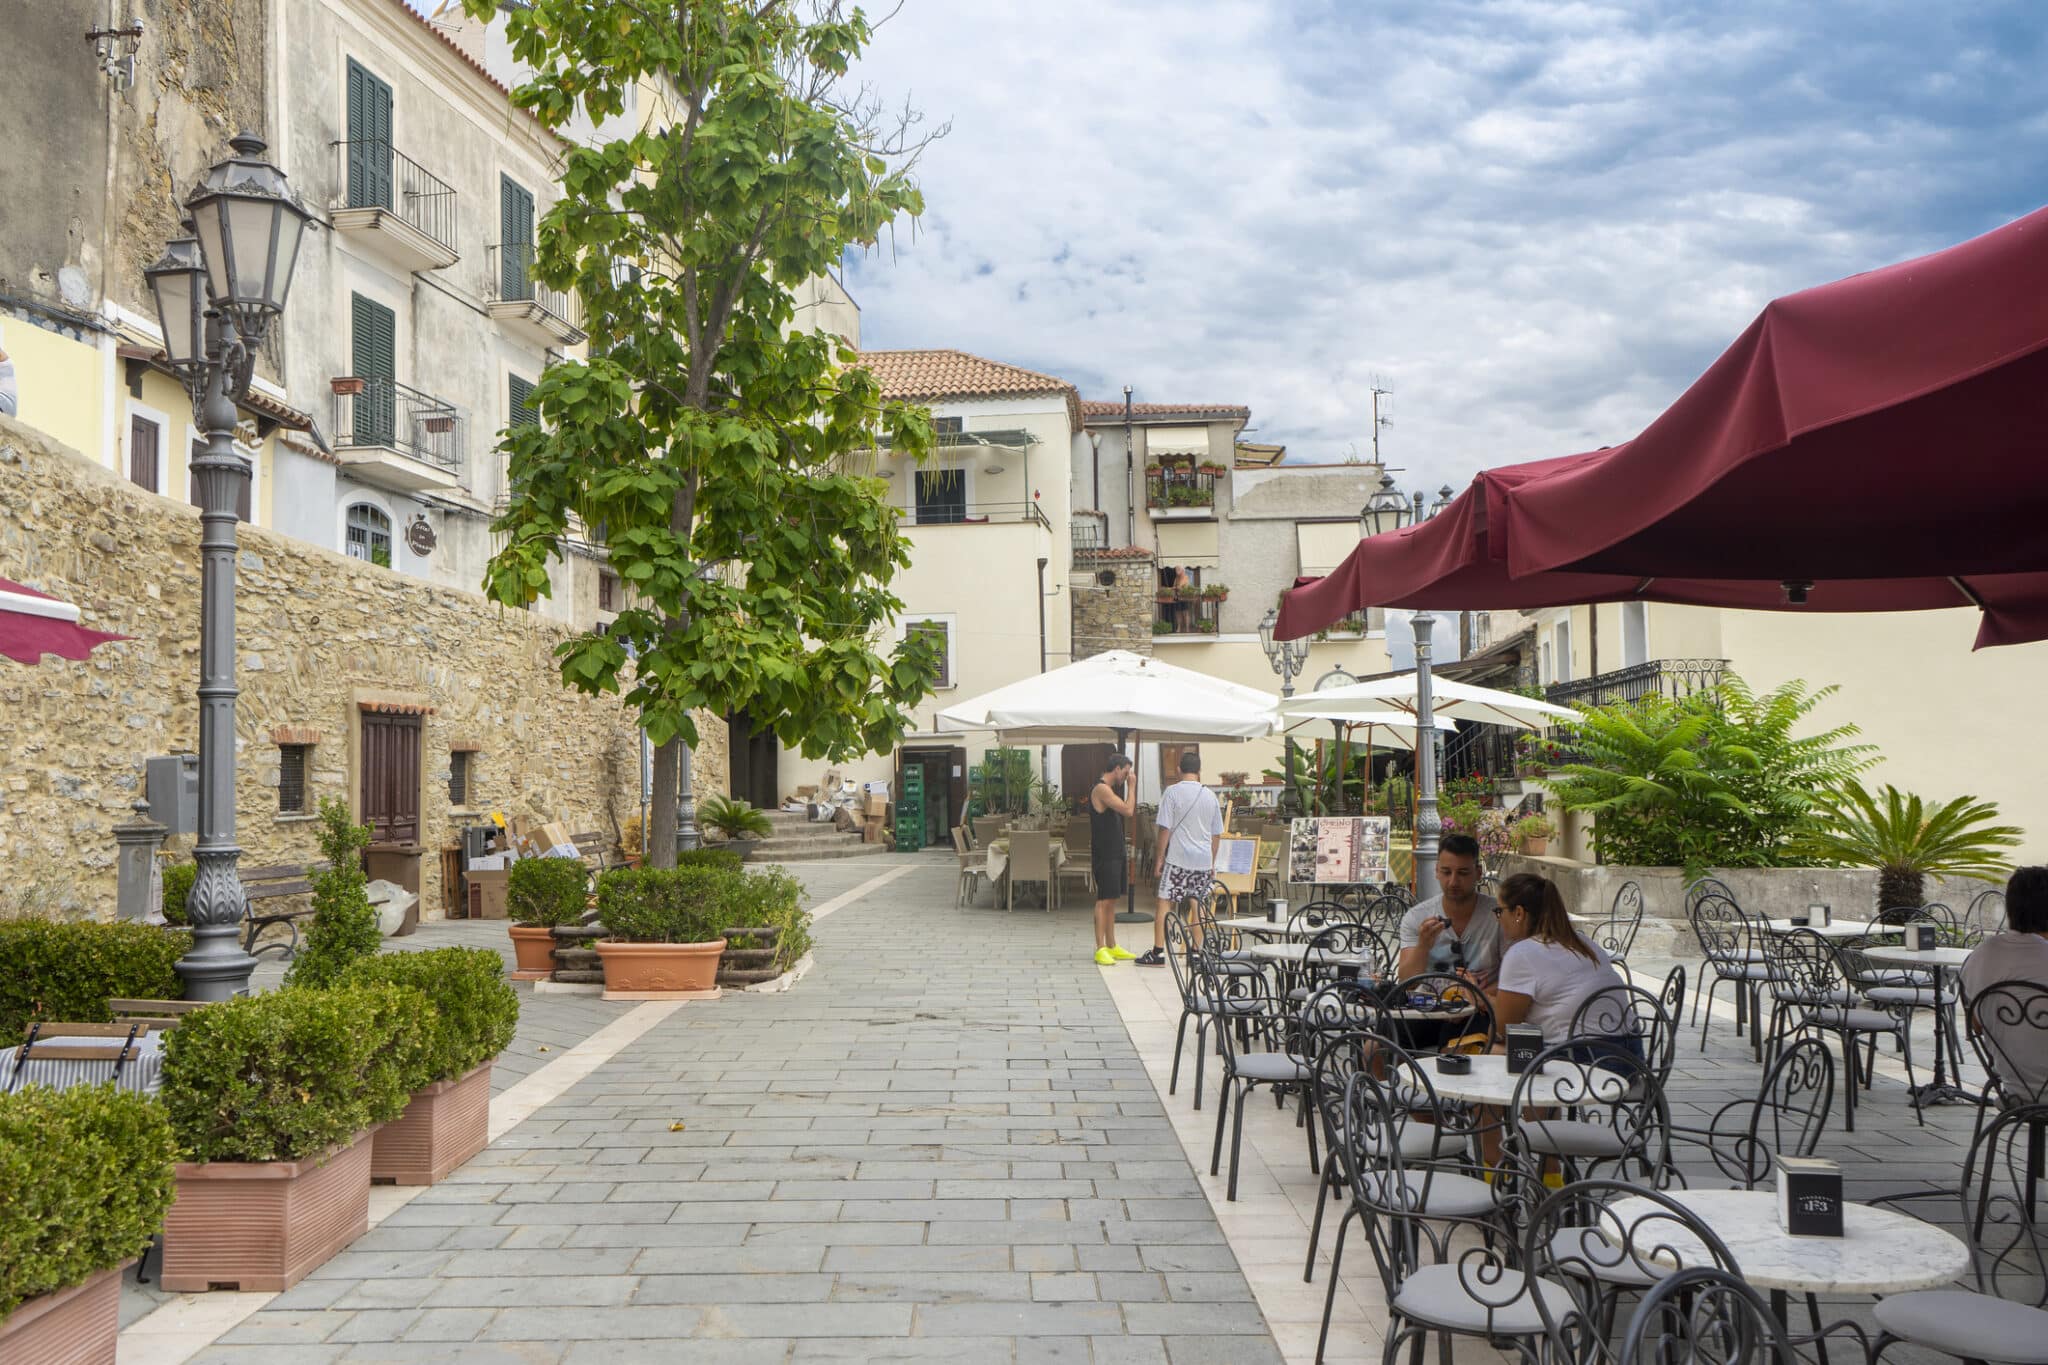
[1594,879,1646,960]
[1717,1035,1835,1188]
[1959,1101,2048,1307]
[1569,983,1676,1087]
[1968,885,2009,935]
[1505,1039,1670,1185]
[1657,963,1687,1028]
[1380,970,1496,1052]
[1966,979,2048,1111]
[1618,1267,1798,1365]
[1689,892,1758,970]
[1683,876,1739,916]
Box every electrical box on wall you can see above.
[145,753,200,834]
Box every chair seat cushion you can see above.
[1392,1263,1574,1335]
[1863,985,1955,1008]
[1230,1052,1311,1083]
[1871,1290,2048,1363]
[1191,994,1265,1016]
[1809,1006,1899,1031]
[1521,1119,1632,1159]
[1357,1123,1460,1162]
[1364,1170,1496,1219]
[1545,1228,1665,1288]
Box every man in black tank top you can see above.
[1090,754,1137,965]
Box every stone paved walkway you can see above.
[181,855,1284,1364]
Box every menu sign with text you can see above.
[1288,817,1392,885]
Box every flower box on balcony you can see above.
[330,377,366,396]
[422,415,455,435]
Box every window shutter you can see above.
[350,294,397,446]
[508,374,537,428]
[345,59,393,209]
[128,415,158,492]
[499,176,535,299]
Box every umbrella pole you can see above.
[1116,726,1148,924]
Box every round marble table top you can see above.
[1608,1188,1970,1294]
[1763,918,1894,939]
[1214,916,1313,938]
[1243,941,1377,969]
[1861,944,1975,971]
[1419,1052,1637,1108]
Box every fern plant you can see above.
[1801,781,2022,919]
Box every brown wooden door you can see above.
[361,712,422,845]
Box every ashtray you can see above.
[1435,1054,1472,1076]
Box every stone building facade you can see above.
[0,413,726,921]
[1070,548,1158,662]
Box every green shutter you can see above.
[500,176,535,300]
[345,59,393,209]
[508,375,537,429]
[350,293,397,446]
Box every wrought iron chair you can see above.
[1966,979,2048,1113]
[1162,909,1262,1109]
[1765,928,1920,1131]
[1618,1266,1801,1365]
[1354,892,1410,939]
[1657,962,1687,1039]
[1571,982,1679,1091]
[1194,932,1310,1202]
[1967,885,2009,937]
[1281,921,1388,1006]
[1504,1039,1672,1189]
[1378,969,1497,1056]
[1589,879,1647,980]
[1668,1035,1834,1189]
[1689,892,1777,1052]
[1871,1102,2048,1365]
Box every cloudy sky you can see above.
[837,0,2046,488]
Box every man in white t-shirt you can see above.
[1960,866,2048,1103]
[1395,834,1502,987]
[1141,750,1222,967]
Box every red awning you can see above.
[0,578,128,665]
[1280,206,2048,649]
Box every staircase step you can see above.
[754,841,889,863]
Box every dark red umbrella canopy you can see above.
[0,577,128,665]
[1505,205,2048,583]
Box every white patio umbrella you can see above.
[1274,673,1578,731]
[938,650,1279,919]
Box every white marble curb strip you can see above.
[117,998,683,1365]
[806,862,920,922]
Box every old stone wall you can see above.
[1070,548,1157,660]
[0,413,727,921]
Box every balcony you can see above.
[1545,657,1727,712]
[1146,468,1217,519]
[486,244,587,349]
[330,376,465,494]
[1151,590,1227,639]
[906,500,1053,531]
[329,141,459,273]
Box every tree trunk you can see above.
[648,737,681,869]
[1877,866,1924,922]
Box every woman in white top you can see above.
[1489,872,1639,1067]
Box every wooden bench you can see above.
[239,861,331,960]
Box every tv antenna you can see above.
[1368,378,1393,466]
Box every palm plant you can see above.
[699,794,773,842]
[1802,781,2022,920]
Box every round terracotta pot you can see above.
[507,924,557,975]
[594,938,728,993]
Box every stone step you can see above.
[753,840,886,863]
[753,828,867,850]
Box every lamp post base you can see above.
[175,924,260,1002]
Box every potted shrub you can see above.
[157,983,425,1292]
[337,948,519,1185]
[715,868,814,987]
[677,847,745,872]
[1219,771,1249,789]
[699,794,772,861]
[1174,583,1202,601]
[1197,619,1218,634]
[0,919,190,1039]
[504,854,588,979]
[1201,583,1229,601]
[287,800,381,989]
[1513,813,1556,856]
[592,866,729,997]
[1152,619,1176,635]
[0,1086,177,1362]
[1801,781,2021,922]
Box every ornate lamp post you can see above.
[146,133,311,1001]
[1257,609,1312,816]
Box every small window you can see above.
[449,750,476,807]
[509,374,538,428]
[598,570,618,612]
[346,503,392,566]
[278,743,310,814]
[915,468,967,525]
[128,415,160,492]
[906,618,952,688]
[933,416,964,436]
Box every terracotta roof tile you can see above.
[860,349,1073,401]
[1079,400,1251,422]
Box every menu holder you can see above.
[1811,903,1832,926]
[1335,963,1361,983]
[1268,897,1288,926]
[1435,1053,1472,1076]
[1776,1155,1844,1237]
[1505,1026,1543,1074]
[1913,923,1938,951]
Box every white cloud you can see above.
[844,0,2047,490]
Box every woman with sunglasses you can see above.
[1487,872,1642,1068]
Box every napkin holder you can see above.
[1505,1026,1543,1074]
[1811,903,1832,926]
[1788,913,1809,927]
[1913,923,1938,951]
[1776,1155,1844,1237]
[1435,1054,1471,1076]
[1335,963,1361,983]
[1268,898,1288,925]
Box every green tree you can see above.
[467,0,945,867]
[1801,781,2022,918]
[287,800,381,988]
[1544,676,1873,871]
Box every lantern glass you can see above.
[145,238,207,369]
[186,134,311,338]
[1257,608,1279,666]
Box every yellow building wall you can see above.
[4,321,107,464]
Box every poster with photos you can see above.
[1288,816,1393,885]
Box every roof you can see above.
[858,350,1081,427]
[411,1,552,134]
[1235,441,1287,468]
[1079,400,1251,424]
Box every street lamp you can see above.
[1358,475,1409,539]
[145,133,311,1002]
[1312,665,1357,814]
[1258,608,1312,815]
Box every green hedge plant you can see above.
[160,862,196,927]
[0,921,191,1040]
[506,855,588,928]
[720,868,812,970]
[160,983,427,1164]
[336,948,519,1087]
[0,1085,178,1319]
[288,800,381,988]
[675,847,744,873]
[596,866,728,945]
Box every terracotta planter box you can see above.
[507,924,556,980]
[330,376,366,396]
[0,1261,128,1365]
[371,1060,491,1186]
[1519,836,1550,856]
[595,938,726,1000]
[159,1130,373,1293]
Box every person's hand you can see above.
[1415,915,1448,951]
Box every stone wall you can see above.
[0,413,727,921]
[1070,548,1157,660]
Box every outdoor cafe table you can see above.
[1762,916,1895,939]
[1861,943,1977,1107]
[1215,916,1317,939]
[1,1029,165,1097]
[1608,1188,1971,1321]
[1243,941,1377,972]
[984,837,1069,885]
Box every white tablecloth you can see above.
[2,1030,166,1096]
[986,838,1070,883]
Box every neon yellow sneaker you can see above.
[1542,1171,1566,1190]
[1108,946,1137,961]
[1094,947,1117,966]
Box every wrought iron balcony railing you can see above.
[1153,594,1226,636]
[1146,469,1216,510]
[1545,657,1727,712]
[331,140,458,253]
[331,376,463,470]
[486,243,578,327]
[907,500,1053,531]
[1071,511,1110,560]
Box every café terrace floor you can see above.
[117,852,1977,1364]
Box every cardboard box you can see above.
[466,867,511,920]
[862,818,887,844]
[863,792,889,818]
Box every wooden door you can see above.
[360,712,422,846]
